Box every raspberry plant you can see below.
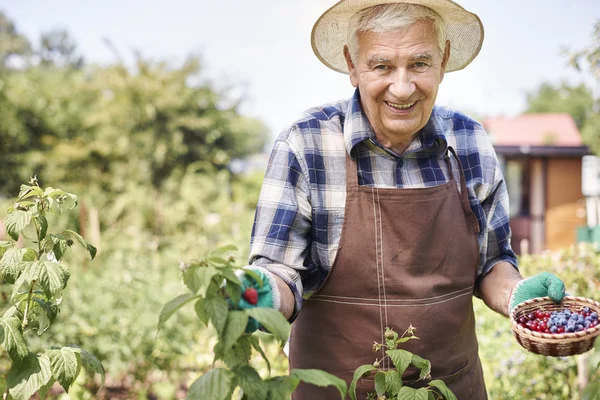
[0,177,104,399]
[350,325,457,400]
[583,337,600,400]
[158,245,347,399]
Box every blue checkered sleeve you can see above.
[248,133,310,321]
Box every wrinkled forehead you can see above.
[356,20,442,57]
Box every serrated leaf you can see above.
[387,349,413,376]
[187,368,232,400]
[7,353,52,400]
[18,184,43,201]
[5,210,32,241]
[349,364,377,400]
[183,265,218,295]
[246,308,290,343]
[1,248,34,284]
[411,354,431,380]
[248,335,270,374]
[583,381,600,400]
[204,296,229,336]
[374,371,386,396]
[385,370,402,397]
[429,379,457,400]
[266,376,299,400]
[226,280,242,306]
[397,336,420,344]
[30,297,58,335]
[234,365,266,400]
[63,230,96,260]
[221,267,242,286]
[46,234,69,261]
[397,386,428,400]
[194,298,209,326]
[0,316,29,360]
[207,256,228,266]
[68,345,105,388]
[291,369,347,399]
[221,335,252,369]
[37,261,69,299]
[43,188,78,208]
[34,215,48,241]
[38,377,56,400]
[220,311,248,354]
[0,241,12,259]
[158,293,199,332]
[45,347,81,392]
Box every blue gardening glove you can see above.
[508,272,566,313]
[231,267,280,333]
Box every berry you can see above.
[517,305,599,334]
[243,288,259,305]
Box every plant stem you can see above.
[3,385,8,400]
[21,280,36,330]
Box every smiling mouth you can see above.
[385,101,416,110]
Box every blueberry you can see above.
[585,320,592,328]
[583,307,590,313]
[591,312,598,319]
[576,324,584,331]
[550,326,557,333]
[567,326,575,332]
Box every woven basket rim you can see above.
[510,296,600,341]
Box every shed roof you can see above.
[483,113,583,147]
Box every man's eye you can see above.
[374,65,388,71]
[413,62,430,71]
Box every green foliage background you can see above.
[1,10,599,400]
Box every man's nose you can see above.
[389,69,416,100]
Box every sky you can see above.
[2,0,599,139]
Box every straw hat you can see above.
[311,0,484,73]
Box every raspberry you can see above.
[243,288,259,305]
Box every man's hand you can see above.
[509,272,565,313]
[230,268,281,333]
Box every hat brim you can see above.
[311,0,484,73]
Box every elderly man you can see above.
[235,0,566,398]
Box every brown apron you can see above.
[290,147,487,399]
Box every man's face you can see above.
[344,20,449,153]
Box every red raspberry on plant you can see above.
[243,288,259,305]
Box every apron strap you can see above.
[446,146,480,233]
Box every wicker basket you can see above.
[510,296,600,357]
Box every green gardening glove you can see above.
[508,272,566,313]
[231,267,280,333]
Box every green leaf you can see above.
[207,256,228,266]
[387,349,413,376]
[248,335,271,374]
[68,345,105,388]
[63,230,96,260]
[0,248,34,284]
[187,368,232,400]
[397,386,429,400]
[411,355,431,380]
[37,261,69,299]
[0,316,29,360]
[29,297,58,334]
[221,335,252,369]
[349,364,377,400]
[183,265,218,295]
[385,370,402,397]
[5,210,33,241]
[7,353,52,400]
[204,296,229,336]
[374,371,386,396]
[233,365,266,400]
[583,382,600,400]
[158,293,199,332]
[0,376,6,396]
[45,347,81,392]
[194,298,209,326]
[34,215,48,241]
[291,369,347,399]
[226,280,242,306]
[246,308,290,343]
[220,311,248,353]
[46,234,69,261]
[266,376,299,400]
[38,377,56,400]
[0,241,12,259]
[397,336,420,344]
[17,184,42,201]
[429,379,458,400]
[43,188,78,208]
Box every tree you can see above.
[525,81,594,130]
[0,11,31,69]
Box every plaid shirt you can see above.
[249,90,517,320]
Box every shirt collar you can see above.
[343,88,448,158]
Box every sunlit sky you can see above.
[3,0,600,139]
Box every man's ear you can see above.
[343,45,359,87]
[440,40,450,83]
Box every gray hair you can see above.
[347,4,446,63]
